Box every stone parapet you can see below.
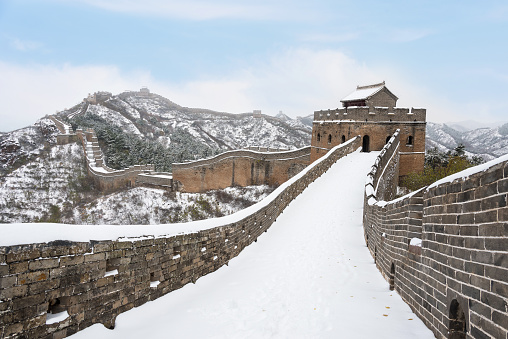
[363,137,508,339]
[0,137,361,338]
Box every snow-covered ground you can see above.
[71,151,433,338]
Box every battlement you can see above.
[313,106,426,123]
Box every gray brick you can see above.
[481,167,504,186]
[482,194,507,210]
[60,255,84,267]
[0,264,8,275]
[479,223,508,237]
[492,311,508,331]
[481,290,507,312]
[499,178,508,193]
[457,213,474,224]
[494,253,508,267]
[491,281,508,299]
[462,284,480,300]
[475,210,498,223]
[0,276,18,292]
[0,285,28,299]
[485,238,507,251]
[28,258,59,270]
[465,262,485,275]
[469,299,491,318]
[476,182,499,199]
[471,251,494,264]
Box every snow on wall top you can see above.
[0,137,360,247]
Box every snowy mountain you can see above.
[0,90,309,224]
[426,122,508,161]
[64,91,311,151]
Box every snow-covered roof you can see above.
[341,82,397,102]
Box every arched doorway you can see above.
[362,135,370,152]
[449,299,466,339]
[341,135,346,143]
[386,136,391,144]
[389,263,395,290]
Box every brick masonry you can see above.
[311,106,426,177]
[364,132,508,339]
[172,147,312,193]
[0,137,361,339]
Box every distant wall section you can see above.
[172,147,312,193]
[49,116,172,192]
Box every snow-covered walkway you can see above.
[73,150,434,338]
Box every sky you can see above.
[0,0,507,132]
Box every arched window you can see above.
[407,136,414,145]
[449,299,466,339]
[341,135,346,143]
[362,135,370,152]
[389,263,395,290]
[386,136,391,144]
[317,133,321,142]
[327,134,332,144]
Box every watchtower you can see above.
[310,82,426,178]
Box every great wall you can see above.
[1,84,506,338]
[364,131,508,339]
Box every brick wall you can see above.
[0,137,361,339]
[172,147,312,193]
[364,134,508,339]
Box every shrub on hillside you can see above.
[401,145,484,191]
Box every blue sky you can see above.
[1,0,507,131]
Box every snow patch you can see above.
[105,269,118,277]
[46,311,69,325]
[410,238,422,247]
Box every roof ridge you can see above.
[356,81,385,90]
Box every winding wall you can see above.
[0,137,361,338]
[364,133,508,339]
[48,116,170,192]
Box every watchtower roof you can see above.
[340,81,398,103]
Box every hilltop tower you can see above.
[311,81,426,178]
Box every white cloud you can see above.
[10,38,43,51]
[300,32,360,43]
[0,62,152,131]
[65,0,311,21]
[385,28,433,43]
[0,49,478,132]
